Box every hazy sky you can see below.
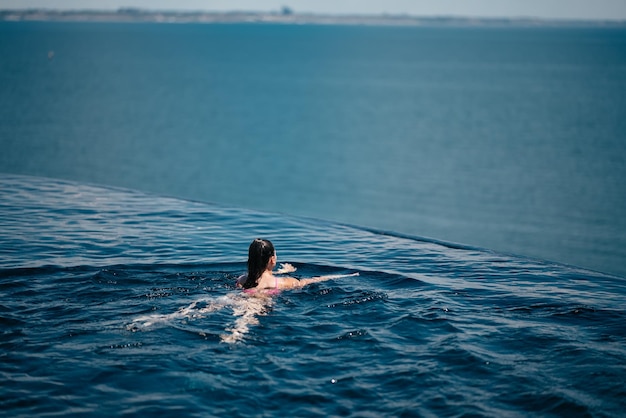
[1,0,626,21]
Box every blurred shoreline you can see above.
[1,8,625,27]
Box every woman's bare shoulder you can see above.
[277,276,301,289]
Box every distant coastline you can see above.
[1,8,625,27]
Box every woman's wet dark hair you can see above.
[243,238,275,289]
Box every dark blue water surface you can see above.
[1,22,625,277]
[1,174,625,417]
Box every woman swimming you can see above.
[237,238,358,295]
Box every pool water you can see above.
[1,174,625,417]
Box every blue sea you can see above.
[1,21,626,417]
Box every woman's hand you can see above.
[276,263,296,274]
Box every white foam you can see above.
[127,293,273,344]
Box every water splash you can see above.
[127,293,273,344]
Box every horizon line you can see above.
[2,8,626,26]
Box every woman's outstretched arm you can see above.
[278,272,359,289]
